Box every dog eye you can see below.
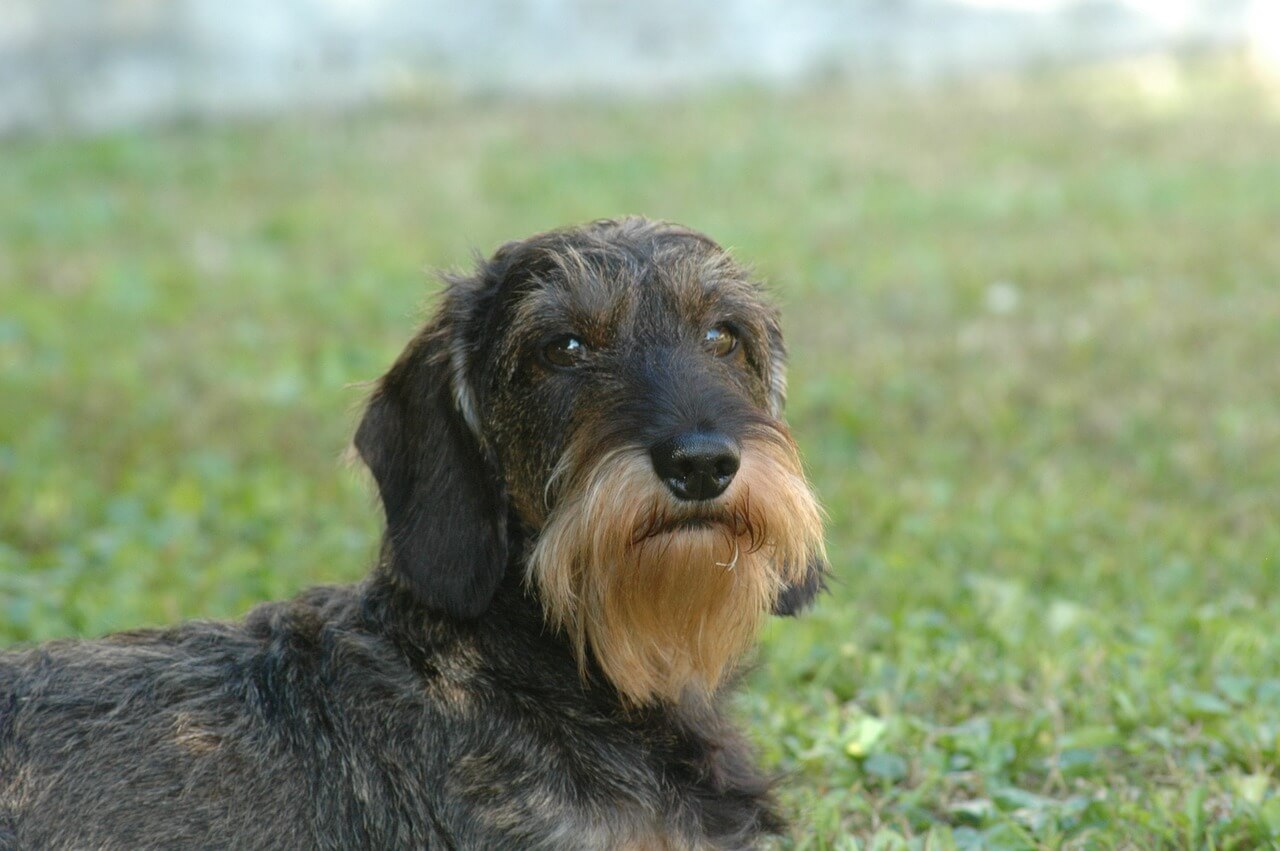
[541,335,588,369]
[702,325,738,358]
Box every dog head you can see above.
[357,218,826,704]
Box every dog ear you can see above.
[355,324,508,619]
[763,311,789,418]
[773,557,827,616]
[761,315,826,615]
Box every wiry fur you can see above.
[0,218,826,850]
[533,433,824,705]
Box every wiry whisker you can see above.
[715,541,740,572]
[543,443,585,512]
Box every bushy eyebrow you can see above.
[503,245,775,367]
[508,274,629,349]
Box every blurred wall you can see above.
[0,0,1265,135]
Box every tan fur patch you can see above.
[171,712,221,755]
[427,638,483,710]
[529,431,825,705]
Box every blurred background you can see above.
[0,0,1277,133]
[3,2,1279,848]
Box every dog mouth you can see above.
[665,517,721,532]
[630,508,768,552]
[630,514,730,546]
[633,516,717,541]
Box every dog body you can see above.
[1,580,775,849]
[1,219,825,850]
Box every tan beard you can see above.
[528,432,825,705]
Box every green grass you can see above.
[3,57,1280,848]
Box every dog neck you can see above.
[357,558,730,717]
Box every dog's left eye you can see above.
[541,335,589,369]
[702,325,738,358]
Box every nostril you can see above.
[649,431,741,501]
[714,455,740,479]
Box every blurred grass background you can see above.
[3,58,1280,848]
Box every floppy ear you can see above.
[764,311,789,418]
[762,315,828,615]
[355,323,508,619]
[774,557,828,616]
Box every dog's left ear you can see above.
[774,563,827,616]
[764,315,828,616]
[355,323,508,619]
[764,312,789,419]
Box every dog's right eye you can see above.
[541,335,588,369]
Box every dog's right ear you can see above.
[355,324,508,619]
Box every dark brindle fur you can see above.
[1,218,826,850]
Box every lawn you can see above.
[3,57,1279,849]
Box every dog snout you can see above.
[649,432,740,501]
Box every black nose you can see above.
[649,432,741,501]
